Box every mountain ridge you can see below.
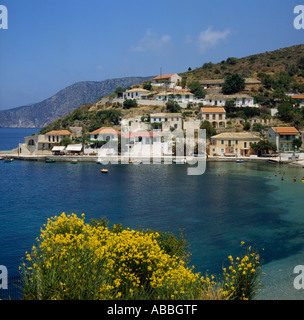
[0,77,154,128]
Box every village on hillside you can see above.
[3,70,304,164]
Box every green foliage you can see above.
[188,81,206,99]
[293,138,302,149]
[277,101,293,122]
[123,99,138,109]
[114,87,126,98]
[252,123,265,132]
[166,100,181,113]
[200,120,216,138]
[222,74,245,94]
[60,136,73,147]
[225,57,238,65]
[251,140,277,154]
[243,121,251,131]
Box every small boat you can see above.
[173,158,186,164]
[4,157,14,162]
[302,177,304,183]
[101,169,108,173]
[236,159,244,163]
[129,159,137,164]
[0,157,4,160]
[45,158,55,163]
[71,159,78,164]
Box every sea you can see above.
[1,127,304,299]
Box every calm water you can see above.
[1,128,304,299]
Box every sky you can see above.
[0,0,303,110]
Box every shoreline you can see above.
[0,150,302,166]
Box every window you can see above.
[212,114,216,120]
[236,140,238,145]
[219,114,222,120]
[221,140,224,145]
[244,142,247,148]
[206,114,209,120]
[228,140,231,146]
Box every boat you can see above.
[71,159,78,164]
[4,157,14,162]
[129,159,137,164]
[101,169,108,173]
[236,159,244,163]
[0,157,4,160]
[173,158,186,164]
[45,158,55,163]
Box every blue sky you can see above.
[0,0,303,110]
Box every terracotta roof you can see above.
[153,74,176,80]
[292,95,304,99]
[45,130,71,136]
[90,127,121,135]
[150,113,182,118]
[201,107,226,113]
[123,132,160,138]
[211,132,261,140]
[125,88,150,93]
[271,127,299,135]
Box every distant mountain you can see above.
[0,77,154,128]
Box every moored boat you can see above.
[101,168,108,173]
[45,158,55,163]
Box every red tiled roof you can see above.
[90,127,121,135]
[292,95,304,99]
[45,130,71,136]
[123,132,160,138]
[201,107,226,113]
[153,74,175,80]
[271,127,299,135]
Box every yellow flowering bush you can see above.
[21,213,200,300]
[21,213,262,300]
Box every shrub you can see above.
[21,214,262,300]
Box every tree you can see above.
[277,101,293,122]
[142,81,152,90]
[243,121,251,131]
[200,120,216,138]
[114,87,126,98]
[292,138,302,150]
[60,136,73,147]
[222,74,245,94]
[166,100,181,113]
[225,57,238,65]
[251,140,277,155]
[188,81,206,99]
[123,99,137,109]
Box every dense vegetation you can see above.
[21,213,262,300]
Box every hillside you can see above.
[0,77,154,128]
[181,44,304,83]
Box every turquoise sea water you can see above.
[1,128,304,299]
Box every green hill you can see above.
[181,44,304,85]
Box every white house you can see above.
[291,94,304,107]
[199,107,226,129]
[152,74,181,88]
[123,88,151,100]
[122,131,162,157]
[150,113,182,130]
[155,90,194,104]
[90,127,121,141]
[21,130,72,155]
[203,94,257,108]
